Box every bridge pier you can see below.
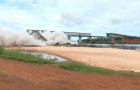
[78,36,82,43]
[68,36,71,40]
[89,37,92,40]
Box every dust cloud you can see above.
[0,30,71,46]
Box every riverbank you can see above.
[6,46,140,72]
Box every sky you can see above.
[0,0,140,36]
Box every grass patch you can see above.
[0,71,8,78]
[17,77,28,82]
[0,46,4,55]
[119,70,140,76]
[58,62,140,75]
[0,50,56,64]
[57,62,119,74]
[1,46,140,76]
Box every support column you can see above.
[89,37,92,40]
[68,36,71,40]
[110,37,115,47]
[78,36,82,43]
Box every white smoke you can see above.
[0,30,71,46]
[44,31,71,45]
[0,30,46,46]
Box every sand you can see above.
[7,46,140,72]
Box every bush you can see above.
[54,42,60,46]
[0,46,4,55]
[65,43,71,45]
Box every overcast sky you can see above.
[0,0,140,36]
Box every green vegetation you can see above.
[0,50,56,64]
[82,38,111,44]
[54,42,60,46]
[58,63,140,75]
[82,37,140,44]
[58,62,119,74]
[54,42,71,46]
[0,71,8,77]
[0,45,4,55]
[0,45,140,75]
[17,77,28,82]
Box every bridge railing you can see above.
[64,32,91,37]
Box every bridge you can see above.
[63,32,92,42]
[106,33,140,39]
[26,29,110,43]
[27,29,140,44]
[27,29,94,43]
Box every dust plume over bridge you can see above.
[27,29,97,43]
[27,29,140,44]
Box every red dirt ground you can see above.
[0,58,140,90]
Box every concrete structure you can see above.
[27,29,47,41]
[63,32,91,43]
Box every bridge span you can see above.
[27,30,47,41]
[106,33,140,39]
[27,29,102,43]
[27,29,140,44]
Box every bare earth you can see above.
[0,58,140,90]
[8,46,140,72]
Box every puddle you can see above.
[21,51,68,62]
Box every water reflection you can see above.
[93,44,140,50]
[21,51,68,62]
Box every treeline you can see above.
[82,37,140,44]
[82,38,110,44]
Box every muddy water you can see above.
[21,51,68,62]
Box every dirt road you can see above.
[0,58,140,90]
